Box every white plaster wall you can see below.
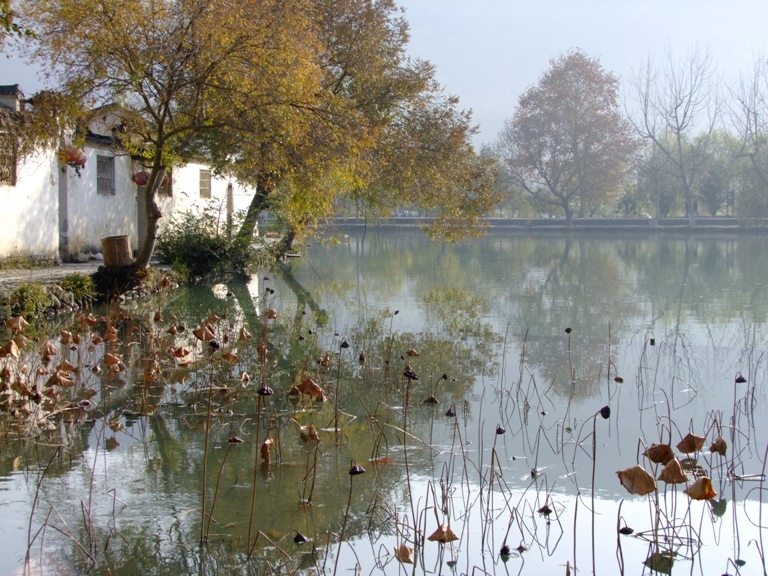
[157,161,255,235]
[0,149,59,260]
[67,146,138,254]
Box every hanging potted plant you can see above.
[59,145,87,177]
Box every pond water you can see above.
[2,229,768,575]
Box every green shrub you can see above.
[156,202,261,278]
[60,273,96,303]
[9,282,49,317]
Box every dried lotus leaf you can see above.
[394,544,414,564]
[260,438,273,463]
[222,351,238,362]
[13,334,30,349]
[299,424,319,443]
[167,325,177,336]
[677,433,706,454]
[684,476,717,500]
[617,465,657,496]
[297,377,325,399]
[92,336,104,346]
[59,331,72,345]
[405,348,420,357]
[193,325,215,342]
[153,311,162,323]
[709,436,727,456]
[238,327,252,341]
[103,326,118,342]
[103,353,122,368]
[643,443,675,465]
[427,524,459,543]
[57,360,75,373]
[5,315,29,333]
[0,340,19,358]
[658,459,688,484]
[41,340,58,357]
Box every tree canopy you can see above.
[496,49,638,220]
[19,0,498,267]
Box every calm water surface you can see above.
[2,229,768,575]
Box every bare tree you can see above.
[729,54,768,191]
[628,47,720,222]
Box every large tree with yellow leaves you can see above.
[21,0,498,266]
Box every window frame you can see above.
[96,154,116,196]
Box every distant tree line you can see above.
[489,47,768,223]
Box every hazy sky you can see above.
[398,0,768,146]
[3,1,767,149]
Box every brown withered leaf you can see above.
[264,308,278,320]
[239,327,252,341]
[173,347,190,358]
[617,465,657,496]
[710,436,727,456]
[298,378,325,400]
[394,544,414,564]
[261,438,273,463]
[103,326,118,342]
[658,459,688,484]
[427,524,459,543]
[13,334,30,349]
[153,311,162,323]
[684,477,717,500]
[643,443,675,465]
[222,351,238,362]
[60,331,72,345]
[41,340,58,357]
[103,353,123,368]
[167,325,177,336]
[677,433,706,454]
[193,325,215,342]
[405,348,420,357]
[5,315,29,333]
[92,336,104,346]
[0,340,19,358]
[299,424,319,443]
[105,437,119,451]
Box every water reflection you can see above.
[1,230,767,575]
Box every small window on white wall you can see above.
[97,155,115,195]
[199,169,211,198]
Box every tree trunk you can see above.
[236,172,278,242]
[134,166,167,269]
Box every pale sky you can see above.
[3,1,767,148]
[398,0,768,146]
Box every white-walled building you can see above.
[0,86,256,263]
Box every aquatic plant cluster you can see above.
[0,272,765,575]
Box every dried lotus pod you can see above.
[5,315,29,333]
[684,477,717,500]
[710,436,727,456]
[643,443,675,465]
[658,459,688,484]
[427,524,459,543]
[677,433,706,454]
[394,544,414,564]
[617,465,657,496]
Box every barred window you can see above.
[0,130,16,186]
[199,169,211,198]
[97,155,115,195]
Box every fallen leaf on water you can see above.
[617,465,657,496]
[684,476,717,500]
